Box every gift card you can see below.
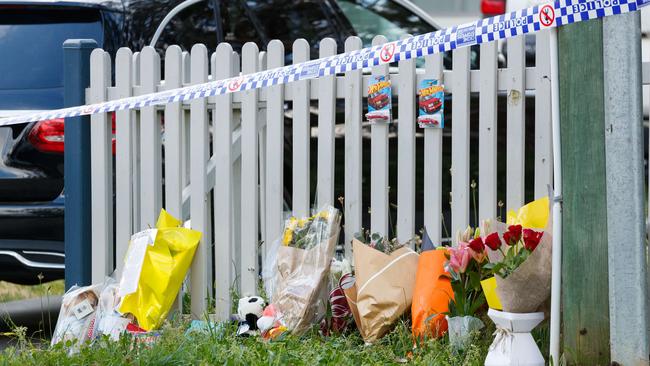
[417,79,444,128]
[72,299,95,320]
[366,75,392,124]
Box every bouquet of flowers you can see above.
[443,228,489,350]
[281,210,333,249]
[343,233,419,344]
[262,206,341,335]
[480,197,552,313]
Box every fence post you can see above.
[603,11,649,364]
[559,21,610,364]
[63,39,97,290]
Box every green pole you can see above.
[559,19,610,364]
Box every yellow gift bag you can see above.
[118,209,201,331]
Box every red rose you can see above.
[468,237,485,253]
[503,225,522,245]
[523,229,543,251]
[484,232,502,250]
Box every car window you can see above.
[220,0,263,54]
[245,0,340,61]
[157,1,219,53]
[334,0,435,45]
[0,8,103,110]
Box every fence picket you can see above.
[240,43,260,296]
[397,34,416,245]
[164,46,184,227]
[317,39,337,209]
[535,31,553,199]
[344,36,363,258]
[190,44,210,317]
[231,51,242,294]
[131,52,141,231]
[370,36,389,236]
[90,50,113,283]
[114,48,133,276]
[424,53,444,244]
[258,52,267,249]
[182,51,191,219]
[292,39,311,217]
[478,42,498,222]
[506,36,526,210]
[265,40,285,261]
[139,47,162,228]
[213,43,235,320]
[164,46,184,314]
[451,47,471,239]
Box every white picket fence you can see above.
[87,32,554,320]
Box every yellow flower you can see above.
[282,228,293,246]
[315,210,329,220]
[283,217,298,245]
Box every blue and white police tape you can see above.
[1,0,648,127]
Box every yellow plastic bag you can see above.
[118,209,201,331]
[506,196,549,229]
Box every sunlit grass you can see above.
[0,319,494,365]
[0,281,64,303]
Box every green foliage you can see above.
[353,230,413,254]
[482,242,531,279]
[0,319,497,365]
[446,261,487,318]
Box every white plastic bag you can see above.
[92,278,131,341]
[447,315,485,351]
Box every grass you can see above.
[0,317,496,365]
[0,281,64,303]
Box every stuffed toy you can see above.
[257,304,287,340]
[235,296,266,336]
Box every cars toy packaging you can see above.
[417,79,444,128]
[365,76,392,124]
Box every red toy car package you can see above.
[365,76,392,123]
[417,79,444,128]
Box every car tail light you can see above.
[28,114,116,155]
[481,0,506,16]
[28,118,65,153]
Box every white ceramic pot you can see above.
[484,309,545,366]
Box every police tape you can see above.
[0,0,648,127]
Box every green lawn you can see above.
[0,320,495,365]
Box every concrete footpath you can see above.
[0,296,61,349]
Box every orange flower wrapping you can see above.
[411,249,454,340]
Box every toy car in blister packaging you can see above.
[365,76,392,124]
[417,79,444,128]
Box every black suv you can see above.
[0,0,441,284]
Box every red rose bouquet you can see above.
[481,197,552,313]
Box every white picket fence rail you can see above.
[87,32,555,320]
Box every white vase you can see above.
[447,315,484,351]
[484,309,545,366]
